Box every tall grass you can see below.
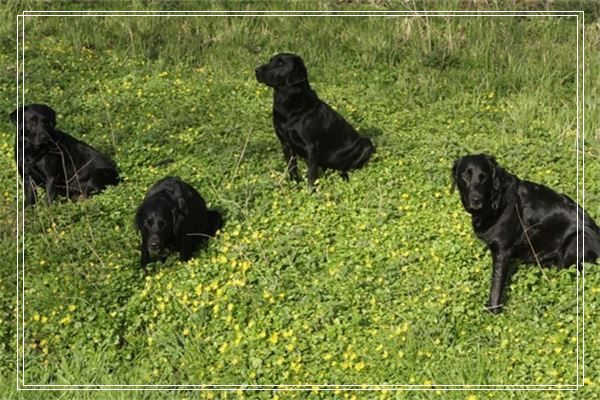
[2,0,597,140]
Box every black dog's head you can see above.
[452,154,506,214]
[255,53,308,89]
[10,104,57,149]
[135,195,182,257]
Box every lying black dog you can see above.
[10,104,120,205]
[255,53,375,186]
[452,154,600,314]
[135,177,223,271]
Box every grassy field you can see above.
[1,0,599,399]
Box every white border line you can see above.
[19,13,582,17]
[15,13,20,394]
[15,9,585,391]
[577,12,585,385]
[575,12,580,386]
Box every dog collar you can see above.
[283,78,308,88]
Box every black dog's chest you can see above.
[273,111,315,155]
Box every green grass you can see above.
[0,1,599,399]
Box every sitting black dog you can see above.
[255,53,375,186]
[135,177,223,271]
[452,154,600,314]
[10,104,120,205]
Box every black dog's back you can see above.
[513,179,600,267]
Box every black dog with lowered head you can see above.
[452,154,600,314]
[135,177,222,271]
[10,104,120,205]
[255,53,375,186]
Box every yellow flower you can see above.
[182,328,190,337]
[218,342,228,353]
[354,361,365,371]
[268,333,279,345]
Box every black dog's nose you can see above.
[148,239,160,251]
[469,194,483,209]
[255,67,264,82]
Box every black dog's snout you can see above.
[469,194,483,209]
[255,66,265,82]
[148,238,160,251]
[470,194,481,202]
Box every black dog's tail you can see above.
[101,168,121,186]
[207,210,224,237]
[86,168,120,194]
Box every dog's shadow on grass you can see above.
[358,126,383,139]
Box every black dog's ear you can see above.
[451,158,461,192]
[485,155,503,210]
[171,208,184,236]
[39,105,57,128]
[285,56,308,86]
[9,105,31,125]
[9,108,19,125]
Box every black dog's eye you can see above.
[479,173,487,182]
[157,220,165,229]
[276,59,285,66]
[461,170,472,182]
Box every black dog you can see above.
[135,177,223,271]
[10,104,120,205]
[452,154,600,314]
[255,53,375,186]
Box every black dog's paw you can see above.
[485,302,503,315]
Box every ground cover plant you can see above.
[0,1,599,399]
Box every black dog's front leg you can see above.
[23,177,37,205]
[178,236,197,262]
[282,143,301,182]
[306,144,319,188]
[44,177,57,205]
[486,251,512,314]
